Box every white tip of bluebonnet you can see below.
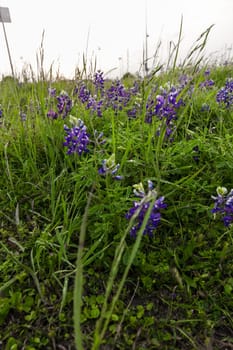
[216,186,227,196]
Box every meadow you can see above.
[0,29,233,349]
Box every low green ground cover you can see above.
[0,58,233,349]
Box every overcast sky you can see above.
[0,0,232,79]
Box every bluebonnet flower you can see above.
[47,109,58,119]
[48,87,56,97]
[130,81,140,95]
[93,70,105,96]
[126,94,141,118]
[20,112,27,122]
[150,87,183,121]
[0,107,2,126]
[199,79,214,89]
[63,118,90,155]
[126,181,167,237]
[211,186,233,226]
[127,106,138,119]
[98,153,123,180]
[192,145,200,163]
[106,80,131,112]
[75,84,91,104]
[93,130,106,146]
[145,85,184,140]
[74,82,104,116]
[178,74,192,89]
[57,90,73,118]
[216,79,233,108]
[0,105,3,118]
[86,96,104,117]
[204,69,210,76]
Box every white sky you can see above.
[0,0,232,79]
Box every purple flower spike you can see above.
[106,80,131,112]
[76,84,91,104]
[216,79,233,108]
[20,112,26,121]
[145,85,184,141]
[57,90,73,118]
[211,186,233,226]
[93,70,105,95]
[48,87,56,97]
[47,109,58,119]
[63,119,90,155]
[98,154,123,180]
[126,181,167,237]
[199,79,214,89]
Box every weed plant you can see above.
[0,28,233,350]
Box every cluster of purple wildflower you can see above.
[145,85,184,140]
[47,89,73,119]
[63,118,90,155]
[178,74,192,89]
[48,87,56,97]
[20,111,27,122]
[98,153,123,180]
[93,130,106,147]
[0,105,3,118]
[0,105,3,126]
[216,79,233,108]
[57,91,73,118]
[76,84,91,103]
[86,96,104,117]
[74,71,139,117]
[199,69,215,89]
[105,80,131,112]
[192,145,200,163]
[211,187,233,226]
[74,79,103,117]
[199,79,215,89]
[93,70,105,96]
[126,181,167,237]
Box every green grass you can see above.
[1,53,233,350]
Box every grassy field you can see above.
[0,39,233,349]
